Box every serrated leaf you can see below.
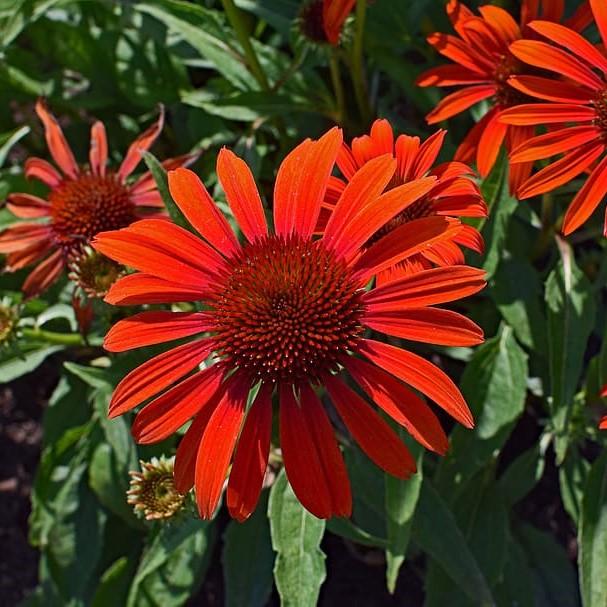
[223,492,274,607]
[579,451,607,607]
[268,469,326,607]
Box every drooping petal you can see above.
[6,238,53,270]
[216,149,268,243]
[562,155,607,235]
[118,106,165,181]
[425,85,495,124]
[226,384,273,522]
[452,223,484,253]
[322,0,355,45]
[509,125,600,163]
[35,99,78,179]
[509,40,602,90]
[104,311,210,352]
[358,338,474,428]
[325,375,416,478]
[364,308,484,346]
[0,223,52,253]
[280,383,351,519]
[105,272,207,305]
[422,240,466,266]
[426,33,493,74]
[195,376,250,519]
[274,127,342,238]
[416,64,488,87]
[168,167,239,254]
[353,217,463,282]
[590,0,607,48]
[455,108,497,164]
[6,193,50,218]
[22,249,64,298]
[132,364,225,444]
[109,339,214,418]
[344,356,448,454]
[516,143,604,199]
[476,110,508,177]
[24,157,61,188]
[89,121,108,177]
[363,265,486,311]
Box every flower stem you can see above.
[351,0,372,125]
[220,0,270,91]
[21,327,84,346]
[329,50,345,124]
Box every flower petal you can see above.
[226,384,273,522]
[590,0,607,48]
[6,193,50,218]
[476,110,508,177]
[358,338,474,428]
[344,356,448,454]
[0,223,52,253]
[216,149,268,243]
[426,85,495,124]
[35,99,78,179]
[416,64,488,87]
[499,103,596,125]
[508,75,592,104]
[109,339,214,418]
[24,157,61,188]
[118,106,165,181]
[105,272,207,305]
[22,248,64,298]
[280,383,351,518]
[325,375,416,478]
[104,311,210,352]
[274,127,342,238]
[322,0,355,45]
[89,121,108,177]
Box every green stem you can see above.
[220,0,270,91]
[22,327,84,346]
[329,51,345,124]
[351,0,372,125]
[531,192,555,261]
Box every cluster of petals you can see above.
[416,0,592,193]
[0,100,193,297]
[93,127,486,521]
[321,118,487,282]
[499,0,607,235]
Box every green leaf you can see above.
[412,481,493,605]
[268,469,326,607]
[222,492,274,607]
[436,326,528,497]
[493,538,535,607]
[0,343,64,383]
[141,150,191,230]
[480,157,518,277]
[91,557,134,607]
[579,451,607,607]
[560,451,591,525]
[326,517,387,549]
[127,517,216,607]
[498,441,546,507]
[384,440,423,593]
[0,124,29,166]
[545,240,596,461]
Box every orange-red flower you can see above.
[93,128,486,521]
[416,0,591,193]
[0,100,194,298]
[500,0,607,235]
[600,384,607,430]
[321,119,486,282]
[300,0,355,45]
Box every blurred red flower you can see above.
[321,119,486,282]
[0,100,194,297]
[300,0,355,45]
[500,0,607,235]
[93,128,486,521]
[416,0,591,193]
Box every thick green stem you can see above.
[22,327,84,346]
[351,0,372,125]
[221,0,270,91]
[329,51,345,124]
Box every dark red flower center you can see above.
[210,234,365,384]
[49,173,135,250]
[593,88,607,136]
[493,54,526,107]
[299,0,328,43]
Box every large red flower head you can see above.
[0,100,194,298]
[93,127,486,521]
[416,0,592,193]
[322,119,487,282]
[300,0,356,45]
[499,0,607,235]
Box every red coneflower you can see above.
[321,119,487,282]
[499,0,607,235]
[416,0,591,193]
[300,0,355,45]
[93,128,486,521]
[0,100,194,297]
